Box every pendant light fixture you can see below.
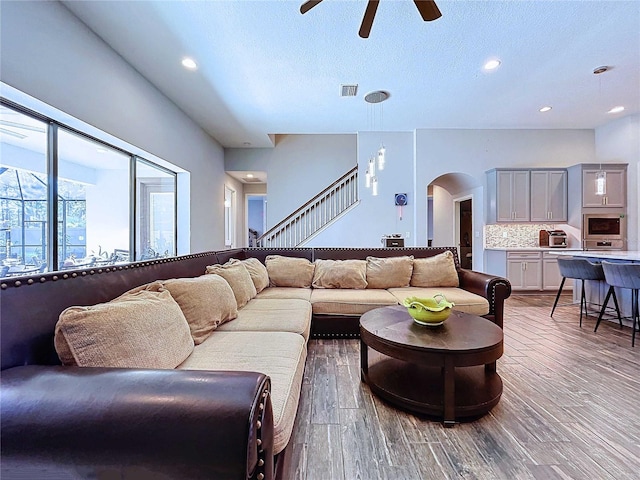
[364,90,390,195]
[595,165,606,196]
[593,66,612,196]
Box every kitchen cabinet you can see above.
[542,251,569,290]
[506,251,542,290]
[530,170,567,222]
[582,167,626,208]
[484,249,577,291]
[487,170,530,222]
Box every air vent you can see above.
[244,177,263,183]
[340,84,358,97]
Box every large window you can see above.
[136,159,176,260]
[0,107,48,275]
[0,102,178,276]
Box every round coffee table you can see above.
[360,305,503,427]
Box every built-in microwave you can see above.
[582,213,626,250]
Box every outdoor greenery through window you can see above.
[0,103,177,277]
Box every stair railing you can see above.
[256,166,359,247]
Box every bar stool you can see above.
[596,261,640,347]
[551,257,621,327]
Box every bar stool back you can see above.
[596,261,640,347]
[551,257,621,327]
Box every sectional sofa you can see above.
[0,247,511,480]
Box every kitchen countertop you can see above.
[546,250,640,262]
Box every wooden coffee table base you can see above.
[359,306,504,427]
[363,354,503,425]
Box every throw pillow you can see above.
[232,257,270,293]
[162,274,238,344]
[410,250,459,288]
[265,255,315,288]
[366,255,414,289]
[205,261,257,308]
[312,259,368,289]
[54,289,194,369]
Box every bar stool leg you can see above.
[579,280,586,327]
[551,277,566,317]
[611,288,623,328]
[633,289,638,348]
[595,286,620,332]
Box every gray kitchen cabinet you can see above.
[487,170,530,222]
[506,251,542,290]
[530,170,567,222]
[485,249,577,291]
[542,251,571,290]
[582,167,626,208]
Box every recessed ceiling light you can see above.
[96,147,107,153]
[483,59,501,71]
[607,106,625,114]
[181,57,197,70]
[246,174,254,178]
[539,106,552,113]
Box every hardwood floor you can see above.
[287,295,640,479]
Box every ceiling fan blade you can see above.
[359,0,380,38]
[300,0,323,14]
[414,0,442,21]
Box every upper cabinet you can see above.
[530,170,567,222]
[582,166,626,208]
[487,170,530,222]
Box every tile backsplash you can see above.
[484,224,555,248]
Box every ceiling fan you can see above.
[300,0,442,38]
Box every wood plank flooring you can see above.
[287,295,640,479]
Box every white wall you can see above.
[306,131,415,247]
[415,129,596,248]
[225,134,356,228]
[0,1,226,253]
[595,113,640,250]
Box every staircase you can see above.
[256,166,359,247]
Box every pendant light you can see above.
[595,165,606,196]
[592,66,611,196]
[364,90,390,195]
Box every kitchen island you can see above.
[547,250,640,326]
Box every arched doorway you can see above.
[427,173,482,270]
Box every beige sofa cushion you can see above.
[178,331,306,455]
[366,255,413,289]
[232,257,270,293]
[388,287,490,316]
[54,289,194,368]
[265,255,315,288]
[411,251,459,287]
[217,298,312,340]
[312,259,367,289]
[256,287,312,301]
[311,288,398,316]
[162,274,238,344]
[206,261,257,308]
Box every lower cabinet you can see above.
[506,252,542,290]
[485,249,576,291]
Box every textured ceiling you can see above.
[63,0,640,148]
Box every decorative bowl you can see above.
[403,294,455,326]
